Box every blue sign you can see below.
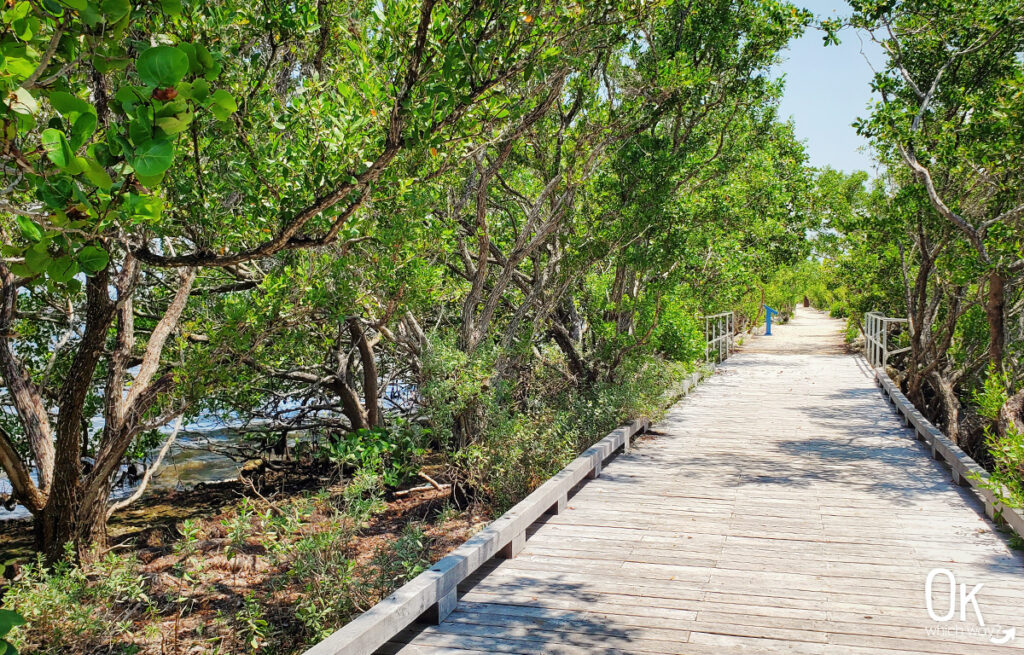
[764,305,779,336]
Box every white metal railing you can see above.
[703,311,734,363]
[864,311,910,368]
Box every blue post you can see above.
[764,305,778,336]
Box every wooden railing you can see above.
[703,311,734,363]
[303,369,709,655]
[873,368,1024,539]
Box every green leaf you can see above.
[113,85,147,113]
[134,171,165,188]
[155,112,191,135]
[48,91,93,117]
[12,16,34,41]
[48,256,79,283]
[209,89,236,120]
[195,43,214,71]
[128,139,173,177]
[8,263,32,278]
[4,2,31,20]
[0,609,26,635]
[93,53,131,73]
[81,157,113,190]
[99,0,130,22]
[125,193,163,222]
[80,1,102,25]
[70,112,98,149]
[16,216,42,242]
[41,129,81,172]
[60,0,87,9]
[159,0,181,15]
[77,245,109,274]
[191,78,210,102]
[136,46,189,87]
[25,245,52,274]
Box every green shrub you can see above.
[844,319,860,344]
[456,356,689,512]
[2,548,151,654]
[829,301,848,318]
[983,427,1024,509]
[366,524,430,600]
[974,368,1024,509]
[317,422,427,488]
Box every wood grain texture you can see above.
[304,377,680,655]
[387,308,1024,654]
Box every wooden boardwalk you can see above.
[385,308,1024,654]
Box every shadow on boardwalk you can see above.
[384,308,1024,655]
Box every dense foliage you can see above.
[807,0,1024,503]
[3,0,1022,651]
[1,0,816,564]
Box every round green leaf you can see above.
[25,245,52,274]
[191,78,210,101]
[128,139,173,177]
[136,46,189,88]
[99,0,130,22]
[159,0,181,15]
[0,609,26,635]
[77,245,110,273]
[81,157,114,190]
[209,89,237,120]
[48,91,93,117]
[155,112,192,135]
[48,256,79,283]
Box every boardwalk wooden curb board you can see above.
[308,308,1024,655]
[303,371,708,655]
[875,369,1024,538]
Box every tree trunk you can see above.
[348,318,381,427]
[985,271,1005,372]
[35,482,108,563]
[932,373,962,447]
[452,405,483,451]
[549,322,593,385]
[333,379,370,431]
[999,387,1024,438]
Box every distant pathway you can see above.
[386,308,1024,654]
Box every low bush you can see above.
[974,370,1024,510]
[455,355,691,512]
[316,422,428,488]
[2,546,153,654]
[0,465,436,655]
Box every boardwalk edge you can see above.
[302,367,711,655]
[873,367,1024,539]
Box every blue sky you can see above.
[773,1,886,175]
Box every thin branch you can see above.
[105,415,183,519]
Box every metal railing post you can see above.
[882,324,888,367]
[702,311,735,364]
[864,311,910,369]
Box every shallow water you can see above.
[0,425,247,522]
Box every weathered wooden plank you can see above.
[303,415,657,655]
[348,309,1024,655]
